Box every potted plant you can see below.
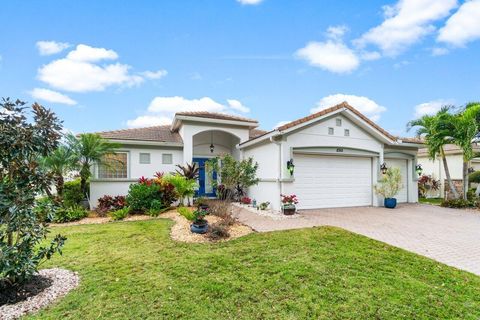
[281,194,298,215]
[374,167,403,209]
[240,196,252,205]
[190,208,209,234]
[195,196,209,211]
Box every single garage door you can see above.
[384,158,408,203]
[294,154,372,209]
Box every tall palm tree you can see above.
[450,103,480,199]
[40,145,77,200]
[407,106,459,199]
[67,133,120,201]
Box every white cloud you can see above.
[432,47,449,56]
[414,99,452,117]
[360,51,382,61]
[311,94,386,122]
[36,41,71,56]
[356,0,457,56]
[127,96,250,128]
[126,115,172,128]
[227,99,250,113]
[30,88,77,105]
[237,0,263,5]
[141,69,168,79]
[438,0,480,47]
[37,44,164,92]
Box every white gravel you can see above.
[232,203,302,220]
[0,268,80,320]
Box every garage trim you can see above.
[292,146,379,158]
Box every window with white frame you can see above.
[98,152,128,179]
[328,127,334,135]
[344,129,350,136]
[162,153,173,164]
[336,118,342,126]
[139,153,151,164]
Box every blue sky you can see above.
[1,0,480,136]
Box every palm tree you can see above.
[40,145,77,200]
[67,133,120,201]
[450,103,480,200]
[407,106,459,199]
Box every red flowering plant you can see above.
[240,196,252,205]
[280,194,298,215]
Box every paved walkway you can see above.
[236,204,480,276]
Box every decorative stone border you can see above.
[0,268,80,320]
[232,203,303,220]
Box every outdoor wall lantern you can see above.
[209,132,215,153]
[415,164,423,176]
[380,162,388,175]
[287,159,295,176]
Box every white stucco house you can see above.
[90,102,422,211]
[417,144,480,197]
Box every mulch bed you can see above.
[0,276,52,306]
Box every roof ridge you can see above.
[93,125,171,135]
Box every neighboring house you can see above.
[90,102,422,211]
[417,144,480,197]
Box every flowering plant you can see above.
[240,196,252,205]
[281,194,298,205]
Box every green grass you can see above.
[419,197,444,206]
[29,219,480,319]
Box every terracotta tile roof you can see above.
[276,101,397,140]
[175,111,258,123]
[95,126,183,143]
[397,137,425,144]
[249,129,268,138]
[418,144,480,156]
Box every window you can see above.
[344,129,350,136]
[162,153,173,164]
[328,127,334,135]
[98,152,128,179]
[139,153,151,164]
[336,118,342,126]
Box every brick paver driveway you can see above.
[236,204,480,276]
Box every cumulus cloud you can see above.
[437,0,480,47]
[311,94,386,122]
[237,0,263,5]
[30,88,77,105]
[36,41,71,55]
[37,44,165,92]
[356,0,457,56]
[127,96,251,128]
[296,26,360,74]
[414,99,452,117]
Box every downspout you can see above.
[270,135,283,206]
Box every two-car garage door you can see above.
[294,154,409,209]
[294,154,373,209]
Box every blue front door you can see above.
[193,158,217,197]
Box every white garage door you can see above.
[294,154,372,209]
[384,158,408,203]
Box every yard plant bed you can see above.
[29,220,480,319]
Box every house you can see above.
[417,144,480,197]
[90,102,422,211]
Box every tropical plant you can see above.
[450,103,480,200]
[126,183,162,213]
[63,178,89,207]
[163,174,197,206]
[192,208,209,223]
[110,207,130,221]
[177,207,195,221]
[407,106,459,199]
[53,205,89,223]
[258,202,270,210]
[240,196,252,205]
[374,168,403,199]
[0,98,66,285]
[417,175,440,198]
[207,154,259,201]
[40,145,77,201]
[175,162,199,180]
[96,195,126,215]
[67,133,120,202]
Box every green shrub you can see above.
[177,207,195,221]
[110,207,130,221]
[63,178,89,207]
[34,197,56,223]
[147,199,164,217]
[53,205,89,223]
[126,183,162,213]
[440,199,472,208]
[469,170,480,184]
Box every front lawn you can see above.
[30,219,480,319]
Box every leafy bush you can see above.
[163,174,197,206]
[63,178,89,207]
[96,195,126,215]
[207,222,230,241]
[469,170,480,184]
[126,176,178,213]
[110,207,130,221]
[34,197,56,223]
[177,207,195,221]
[53,205,89,223]
[417,175,440,198]
[441,199,472,208]
[147,199,166,217]
[259,202,270,210]
[374,168,403,199]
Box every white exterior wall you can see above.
[417,153,464,197]
[90,145,183,208]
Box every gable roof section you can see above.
[175,111,258,123]
[96,126,183,144]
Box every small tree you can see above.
[374,168,403,199]
[40,145,77,201]
[0,98,66,285]
[163,174,197,206]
